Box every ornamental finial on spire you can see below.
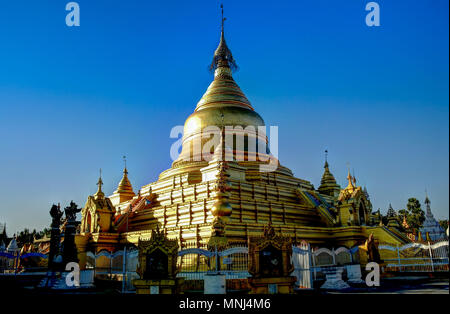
[98,168,103,186]
[345,163,355,191]
[210,4,238,72]
[425,189,430,204]
[221,3,225,33]
[123,155,128,175]
[94,168,105,199]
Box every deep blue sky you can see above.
[0,0,448,235]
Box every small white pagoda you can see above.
[419,196,446,241]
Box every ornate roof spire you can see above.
[345,168,355,191]
[318,150,340,197]
[114,156,134,196]
[386,203,401,229]
[424,191,433,217]
[386,203,396,217]
[94,168,105,200]
[195,5,252,112]
[210,4,238,72]
[425,189,430,205]
[109,156,136,206]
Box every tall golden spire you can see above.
[94,168,105,200]
[196,4,252,112]
[345,168,355,192]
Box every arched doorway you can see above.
[358,203,366,226]
[86,211,92,233]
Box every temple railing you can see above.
[85,249,139,292]
[176,241,250,282]
[378,240,449,272]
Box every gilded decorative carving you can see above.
[136,227,179,280]
[248,224,294,278]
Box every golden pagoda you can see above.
[75,11,410,264]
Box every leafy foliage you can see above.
[401,198,425,230]
[380,214,389,226]
[15,228,50,246]
[380,198,425,231]
[439,220,449,231]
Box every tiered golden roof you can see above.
[318,161,341,197]
[109,167,136,208]
[115,167,134,194]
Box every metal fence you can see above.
[86,249,139,292]
[176,242,364,290]
[176,241,250,281]
[84,242,251,292]
[175,241,250,291]
[0,251,48,274]
[379,240,449,273]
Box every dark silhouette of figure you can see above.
[48,204,63,271]
[367,233,382,263]
[62,201,81,266]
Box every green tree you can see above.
[15,228,50,246]
[403,197,425,230]
[379,213,389,226]
[439,220,449,231]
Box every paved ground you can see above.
[324,278,449,294]
[389,281,449,294]
[1,273,448,294]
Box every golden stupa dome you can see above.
[175,23,268,165]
